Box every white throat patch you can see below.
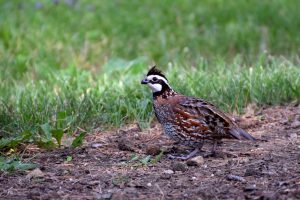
[148,83,162,92]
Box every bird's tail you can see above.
[229,128,256,141]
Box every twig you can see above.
[155,183,165,200]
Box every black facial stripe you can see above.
[149,79,166,84]
[149,80,160,84]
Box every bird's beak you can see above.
[141,79,148,84]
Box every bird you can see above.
[141,66,256,160]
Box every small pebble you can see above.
[117,139,134,152]
[164,169,174,174]
[147,183,152,187]
[277,181,288,187]
[244,184,257,192]
[215,169,223,176]
[186,156,204,166]
[291,121,300,128]
[160,174,172,179]
[102,193,112,200]
[290,133,298,139]
[171,162,187,172]
[91,143,103,148]
[227,174,246,182]
[146,145,161,156]
[26,168,44,179]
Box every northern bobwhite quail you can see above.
[141,66,256,160]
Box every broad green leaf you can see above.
[71,132,86,148]
[40,123,52,142]
[0,157,37,172]
[57,111,67,128]
[14,161,37,171]
[51,129,64,146]
[0,130,32,149]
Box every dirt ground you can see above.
[1,105,300,200]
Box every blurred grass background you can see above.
[0,0,300,146]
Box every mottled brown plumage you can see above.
[141,66,255,159]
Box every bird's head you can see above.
[141,66,172,94]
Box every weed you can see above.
[0,156,37,172]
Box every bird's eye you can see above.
[152,77,158,82]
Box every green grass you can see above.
[0,0,300,149]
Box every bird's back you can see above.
[154,93,255,144]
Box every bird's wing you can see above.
[176,97,255,140]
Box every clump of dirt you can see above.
[0,105,300,199]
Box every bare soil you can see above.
[1,105,300,200]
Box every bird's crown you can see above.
[146,66,168,80]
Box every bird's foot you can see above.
[167,148,200,160]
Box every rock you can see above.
[117,139,134,152]
[146,145,161,156]
[186,156,204,166]
[94,192,112,200]
[290,133,298,139]
[160,174,172,180]
[171,162,187,172]
[226,174,246,182]
[164,169,174,174]
[277,181,288,187]
[215,169,223,176]
[291,121,300,128]
[128,180,145,188]
[91,143,103,148]
[244,184,257,192]
[26,168,44,179]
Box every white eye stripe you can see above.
[147,75,169,85]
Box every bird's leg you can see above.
[202,140,219,158]
[204,140,238,158]
[212,140,218,154]
[167,148,200,160]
